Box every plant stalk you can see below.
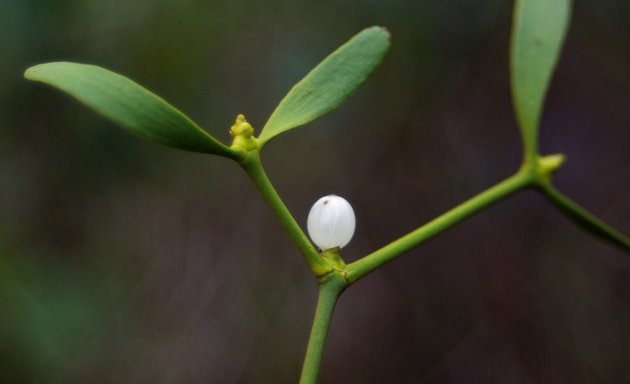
[345,168,535,283]
[539,184,630,250]
[299,274,346,384]
[240,151,332,276]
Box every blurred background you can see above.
[1,0,629,382]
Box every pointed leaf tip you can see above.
[258,26,391,147]
[25,62,238,157]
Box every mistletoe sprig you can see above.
[24,1,629,382]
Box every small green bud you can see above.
[538,153,566,173]
[229,114,258,152]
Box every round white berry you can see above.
[307,195,356,251]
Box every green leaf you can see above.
[258,26,391,147]
[24,62,237,157]
[510,0,571,162]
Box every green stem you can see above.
[240,151,332,276]
[299,274,346,384]
[345,168,535,283]
[540,185,630,250]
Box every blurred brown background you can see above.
[1,0,629,382]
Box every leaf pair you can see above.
[24,27,390,157]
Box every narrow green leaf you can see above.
[258,26,391,147]
[510,0,571,162]
[25,62,237,157]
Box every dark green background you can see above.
[1,0,629,382]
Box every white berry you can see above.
[307,195,356,251]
